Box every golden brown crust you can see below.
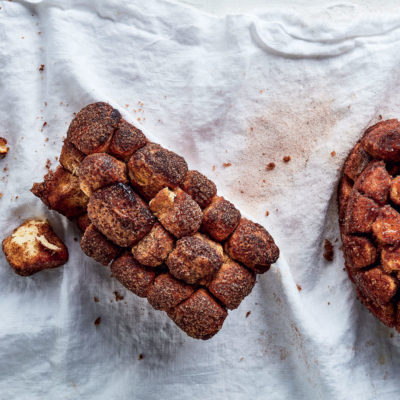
[78,153,128,196]
[149,187,202,238]
[31,166,88,217]
[111,252,155,298]
[166,233,223,285]
[128,143,188,199]
[372,205,400,245]
[132,222,174,267]
[208,258,256,310]
[343,142,370,181]
[0,137,9,159]
[88,183,155,247]
[225,218,279,273]
[353,161,391,205]
[67,102,121,154]
[202,196,241,241]
[342,235,377,269]
[59,140,85,175]
[147,273,194,311]
[168,289,228,340]
[109,119,147,161]
[361,119,400,161]
[181,170,217,208]
[81,224,120,266]
[343,191,380,234]
[355,268,398,306]
[2,219,68,276]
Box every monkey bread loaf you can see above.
[31,102,280,340]
[339,119,400,332]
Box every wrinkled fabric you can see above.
[1,1,400,399]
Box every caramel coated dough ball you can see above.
[181,170,216,208]
[88,183,155,247]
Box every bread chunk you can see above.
[59,140,85,175]
[2,219,68,276]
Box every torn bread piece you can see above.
[2,219,68,276]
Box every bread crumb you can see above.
[138,354,144,360]
[39,64,45,71]
[265,211,269,216]
[283,156,291,163]
[212,165,216,171]
[223,162,232,168]
[94,317,101,326]
[323,239,334,261]
[114,291,124,302]
[330,151,336,157]
[296,284,302,291]
[94,296,99,303]
[266,162,275,171]
[246,311,251,318]
[0,193,2,198]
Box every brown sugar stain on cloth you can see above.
[232,98,339,206]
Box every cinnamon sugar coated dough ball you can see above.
[128,143,188,199]
[338,176,353,225]
[149,187,202,238]
[88,183,155,247]
[78,153,127,196]
[59,140,85,175]
[343,143,370,181]
[132,222,174,267]
[109,119,147,161]
[202,196,241,241]
[111,252,155,298]
[168,289,227,340]
[166,233,224,285]
[341,235,377,269]
[31,166,88,217]
[225,218,279,273]
[147,273,194,311]
[0,137,9,158]
[81,224,120,266]
[390,176,400,205]
[2,219,68,276]
[208,258,256,309]
[67,102,121,154]
[372,205,400,245]
[181,170,216,208]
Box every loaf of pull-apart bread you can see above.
[31,102,280,339]
[339,119,400,331]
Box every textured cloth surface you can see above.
[1,0,400,399]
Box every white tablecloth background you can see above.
[1,0,400,398]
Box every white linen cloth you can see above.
[1,0,400,398]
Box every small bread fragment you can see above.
[353,161,391,205]
[31,166,88,217]
[132,222,174,267]
[225,218,279,273]
[343,143,370,181]
[59,140,85,175]
[338,175,353,226]
[77,214,91,233]
[2,219,68,276]
[147,273,194,311]
[110,252,155,298]
[128,143,188,199]
[87,183,155,247]
[372,205,400,245]
[355,268,398,306]
[109,119,147,161]
[67,102,121,154]
[356,289,395,328]
[168,289,228,340]
[343,191,379,234]
[202,196,241,241]
[149,187,202,238]
[78,153,128,196]
[342,235,377,269]
[81,224,120,266]
[381,246,400,275]
[208,258,256,310]
[389,176,400,206]
[0,137,9,159]
[181,170,217,208]
[166,234,224,285]
[361,119,400,161]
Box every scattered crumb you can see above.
[265,211,269,217]
[42,121,47,128]
[15,195,18,200]
[44,101,47,106]
[330,151,336,157]
[323,239,334,262]
[94,317,101,326]
[378,115,382,120]
[39,64,45,72]
[138,354,144,360]
[73,237,78,242]
[223,162,232,168]
[0,193,2,199]
[266,162,275,171]
[239,357,244,362]
[283,156,291,163]
[114,291,124,302]
[45,158,51,170]
[0,137,9,159]
[246,311,251,318]
[125,104,129,108]
[38,31,41,35]
[94,296,99,303]
[328,302,331,305]
[296,284,302,291]
[212,165,216,171]
[259,90,263,94]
